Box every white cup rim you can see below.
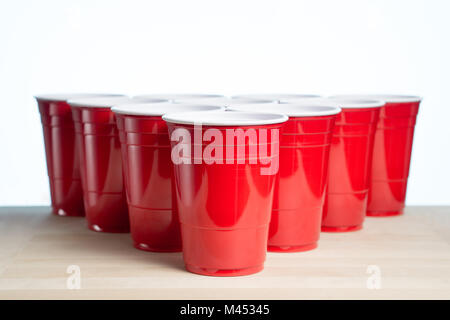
[293,98,385,109]
[162,111,289,126]
[226,98,276,105]
[68,97,141,108]
[133,94,225,102]
[34,93,125,102]
[329,94,422,103]
[171,98,230,107]
[232,94,322,102]
[175,97,275,107]
[228,103,342,117]
[111,103,224,116]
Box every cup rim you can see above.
[111,103,224,116]
[298,98,385,109]
[132,94,225,102]
[231,94,322,102]
[176,97,275,107]
[162,111,289,126]
[171,98,229,107]
[67,97,139,108]
[227,103,342,117]
[34,93,125,102]
[226,98,276,105]
[328,94,422,103]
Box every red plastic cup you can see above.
[317,99,385,232]
[133,94,225,103]
[163,111,288,276]
[68,97,166,232]
[232,94,322,103]
[332,95,422,217]
[35,93,124,217]
[229,103,341,252]
[111,103,224,252]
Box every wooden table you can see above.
[0,206,449,300]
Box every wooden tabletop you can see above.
[0,206,449,300]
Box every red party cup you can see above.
[111,103,224,252]
[317,99,384,232]
[331,95,422,217]
[232,94,322,103]
[133,94,225,103]
[229,103,341,252]
[163,111,288,276]
[35,93,124,217]
[68,97,166,232]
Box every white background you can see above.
[0,0,449,206]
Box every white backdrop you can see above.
[0,0,449,206]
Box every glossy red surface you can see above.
[116,115,181,252]
[321,107,380,231]
[71,107,129,233]
[167,123,281,276]
[268,115,337,252]
[367,101,420,216]
[37,98,85,217]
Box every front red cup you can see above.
[35,93,123,217]
[112,103,224,252]
[163,111,288,276]
[228,104,340,252]
[69,97,138,232]
[331,95,421,217]
[320,100,384,232]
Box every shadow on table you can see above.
[34,209,186,272]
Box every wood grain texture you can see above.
[0,206,449,300]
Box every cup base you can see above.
[321,225,363,233]
[267,242,317,253]
[53,208,85,217]
[88,224,130,233]
[367,210,403,217]
[133,242,182,253]
[185,264,263,277]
